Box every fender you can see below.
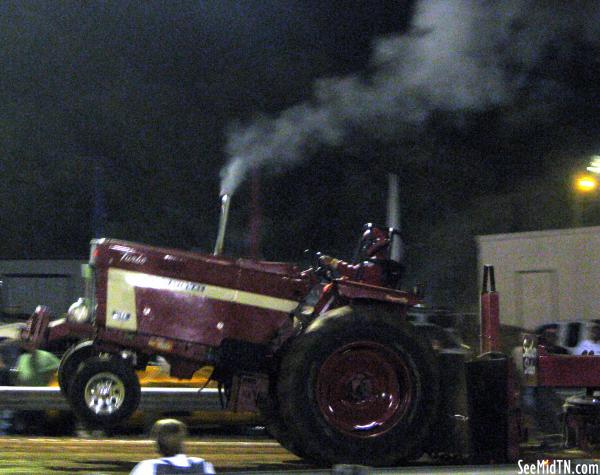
[307,302,408,335]
[305,305,354,333]
[335,279,420,307]
[61,339,97,363]
[311,279,420,320]
[58,340,99,394]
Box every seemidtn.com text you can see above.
[518,459,599,475]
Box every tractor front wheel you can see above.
[58,341,97,396]
[68,355,141,428]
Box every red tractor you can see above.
[20,196,520,466]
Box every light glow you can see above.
[575,175,599,193]
[587,155,600,174]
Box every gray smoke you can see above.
[220,0,600,196]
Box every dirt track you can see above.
[0,434,315,474]
[2,433,599,475]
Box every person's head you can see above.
[522,333,534,349]
[356,224,393,261]
[151,418,187,457]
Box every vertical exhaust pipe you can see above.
[213,194,231,255]
[387,173,403,262]
[480,265,500,354]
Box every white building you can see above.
[477,226,600,330]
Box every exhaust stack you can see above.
[213,194,231,255]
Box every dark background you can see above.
[2,1,600,309]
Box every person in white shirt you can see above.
[130,419,215,474]
[573,324,600,355]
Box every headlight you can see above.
[68,297,90,323]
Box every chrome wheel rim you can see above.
[83,372,126,415]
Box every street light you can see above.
[572,173,600,227]
[575,174,599,193]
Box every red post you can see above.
[480,265,500,354]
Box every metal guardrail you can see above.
[0,386,222,411]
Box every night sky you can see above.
[1,1,600,307]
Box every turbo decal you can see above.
[120,253,148,265]
[105,268,300,331]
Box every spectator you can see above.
[130,419,215,474]
[511,333,533,382]
[15,346,60,386]
[11,345,60,434]
[573,324,600,355]
[530,328,567,434]
[513,331,564,436]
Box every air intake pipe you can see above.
[213,194,231,255]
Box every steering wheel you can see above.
[313,252,335,281]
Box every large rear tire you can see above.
[275,306,439,466]
[257,380,311,460]
[68,355,141,428]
